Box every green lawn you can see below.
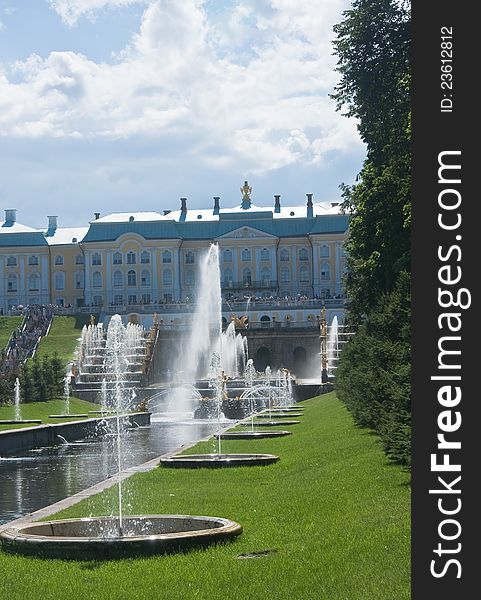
[0,393,410,599]
[0,397,101,431]
[35,316,89,364]
[0,316,23,350]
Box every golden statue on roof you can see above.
[240,180,252,201]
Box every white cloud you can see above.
[0,0,363,175]
[48,0,148,26]
[0,19,6,32]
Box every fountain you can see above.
[0,311,243,559]
[0,379,41,425]
[327,316,339,377]
[160,245,280,468]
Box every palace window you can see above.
[6,256,17,267]
[320,263,331,280]
[223,249,232,263]
[92,253,101,266]
[28,256,39,266]
[113,252,122,265]
[185,270,195,286]
[113,295,124,306]
[75,254,84,265]
[162,269,172,286]
[260,248,270,261]
[280,248,289,262]
[128,294,137,305]
[162,250,172,264]
[127,270,137,286]
[280,267,290,283]
[7,274,18,292]
[320,245,330,258]
[141,293,151,304]
[75,272,84,289]
[141,270,151,287]
[28,273,40,291]
[92,271,102,288]
[261,268,271,286]
[299,266,309,283]
[55,255,64,266]
[241,248,251,261]
[242,269,252,287]
[93,295,103,307]
[185,251,195,264]
[141,251,150,264]
[113,271,123,288]
[55,272,65,290]
[299,247,309,261]
[223,269,233,286]
[127,251,136,265]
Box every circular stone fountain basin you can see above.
[256,413,303,418]
[160,453,279,468]
[0,515,242,560]
[215,431,292,440]
[242,420,300,427]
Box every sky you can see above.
[0,0,365,228]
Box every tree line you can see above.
[331,0,411,466]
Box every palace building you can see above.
[0,184,349,319]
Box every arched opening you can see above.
[254,346,271,372]
[293,346,307,377]
[260,315,271,328]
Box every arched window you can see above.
[320,244,330,258]
[162,250,172,264]
[28,256,39,266]
[299,266,309,283]
[242,269,252,286]
[261,267,271,286]
[127,251,136,265]
[28,273,40,291]
[92,253,101,266]
[280,267,290,283]
[241,248,251,261]
[55,272,65,290]
[141,251,150,264]
[299,247,309,261]
[7,274,18,291]
[55,255,64,266]
[162,269,172,287]
[75,254,84,265]
[113,270,123,288]
[185,270,195,286]
[280,247,289,262]
[185,251,194,264]
[113,252,122,265]
[260,248,269,261]
[223,249,232,263]
[320,262,330,280]
[127,270,137,286]
[92,271,102,288]
[223,268,233,286]
[141,270,151,287]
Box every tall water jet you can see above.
[14,378,21,422]
[63,373,71,416]
[327,316,339,377]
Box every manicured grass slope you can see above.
[0,398,101,431]
[0,393,410,600]
[34,315,88,363]
[0,316,23,350]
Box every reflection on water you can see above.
[0,416,221,525]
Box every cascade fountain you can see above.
[0,311,243,559]
[160,245,280,467]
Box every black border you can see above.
[412,1,477,596]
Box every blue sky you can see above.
[0,0,365,227]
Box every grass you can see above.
[0,397,101,431]
[0,316,23,350]
[0,392,410,599]
[34,316,89,364]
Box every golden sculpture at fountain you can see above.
[231,314,248,329]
